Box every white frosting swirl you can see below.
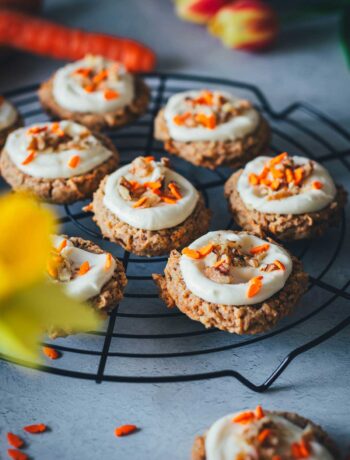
[163,90,259,142]
[52,235,116,302]
[103,160,199,231]
[205,411,333,460]
[0,99,17,130]
[237,156,337,215]
[5,121,113,179]
[180,231,292,306]
[52,55,134,113]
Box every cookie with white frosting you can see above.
[0,96,23,149]
[47,235,127,339]
[38,55,150,131]
[92,155,211,257]
[225,152,347,241]
[154,89,270,170]
[0,120,119,204]
[153,230,308,334]
[192,406,339,460]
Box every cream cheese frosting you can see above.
[50,235,116,302]
[0,99,17,130]
[103,157,199,231]
[237,155,337,215]
[205,410,334,460]
[52,55,134,113]
[180,231,292,306]
[5,120,113,179]
[163,90,259,142]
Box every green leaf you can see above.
[340,6,350,68]
[0,281,100,361]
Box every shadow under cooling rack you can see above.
[1,73,350,392]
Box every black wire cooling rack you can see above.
[1,73,350,393]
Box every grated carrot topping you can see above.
[259,166,270,180]
[285,168,294,183]
[269,152,288,166]
[144,180,162,191]
[247,276,263,298]
[293,167,304,185]
[78,261,90,276]
[270,166,284,180]
[92,69,108,84]
[255,405,265,420]
[250,243,270,255]
[73,67,92,78]
[274,260,285,271]
[232,411,256,424]
[195,112,216,129]
[83,202,93,212]
[21,150,36,165]
[182,247,201,259]
[68,155,81,168]
[104,89,120,100]
[168,182,182,199]
[257,428,271,444]
[249,173,259,186]
[23,424,47,434]
[291,441,312,459]
[161,196,177,205]
[312,180,323,190]
[56,239,67,253]
[115,424,137,437]
[104,253,113,271]
[270,179,281,191]
[7,449,28,460]
[144,155,155,162]
[84,83,96,93]
[133,196,148,208]
[173,112,191,125]
[27,126,47,135]
[47,260,58,279]
[7,433,24,449]
[198,243,214,257]
[42,346,60,360]
[213,258,225,268]
[51,122,65,137]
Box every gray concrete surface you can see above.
[0,1,349,458]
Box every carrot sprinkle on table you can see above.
[7,433,24,449]
[42,346,60,360]
[7,449,28,460]
[23,423,47,434]
[182,247,201,259]
[68,155,81,168]
[133,196,148,208]
[247,276,263,298]
[104,253,113,271]
[21,150,36,165]
[250,243,270,255]
[312,180,323,190]
[232,411,256,424]
[257,428,271,444]
[104,89,119,100]
[115,424,137,437]
[78,261,90,276]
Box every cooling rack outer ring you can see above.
[1,72,350,392]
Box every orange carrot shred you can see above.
[247,276,263,298]
[78,261,90,276]
[92,69,108,84]
[257,428,271,444]
[84,83,96,93]
[23,423,47,434]
[312,180,323,190]
[250,243,270,255]
[198,243,214,257]
[259,166,270,180]
[270,179,281,191]
[21,150,36,165]
[213,258,225,268]
[182,247,201,259]
[68,155,81,168]
[274,260,286,271]
[232,411,256,424]
[285,168,294,183]
[249,173,259,186]
[73,67,92,78]
[255,404,265,420]
[161,196,177,205]
[115,424,137,437]
[145,180,162,191]
[133,196,148,208]
[7,449,28,460]
[104,253,113,271]
[168,182,182,200]
[270,166,284,179]
[7,433,24,449]
[56,239,67,253]
[51,122,65,137]
[83,203,93,212]
[293,167,304,185]
[27,125,47,135]
[42,346,60,360]
[173,112,190,125]
[104,89,119,100]
[269,152,288,166]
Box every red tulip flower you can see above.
[175,0,230,24]
[209,0,279,51]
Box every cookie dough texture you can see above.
[225,170,347,241]
[38,76,150,131]
[154,109,270,170]
[48,236,127,339]
[191,411,339,460]
[92,178,212,257]
[0,133,119,204]
[153,243,308,334]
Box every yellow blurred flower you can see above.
[0,193,99,361]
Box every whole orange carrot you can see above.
[0,10,156,72]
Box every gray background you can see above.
[0,1,350,459]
